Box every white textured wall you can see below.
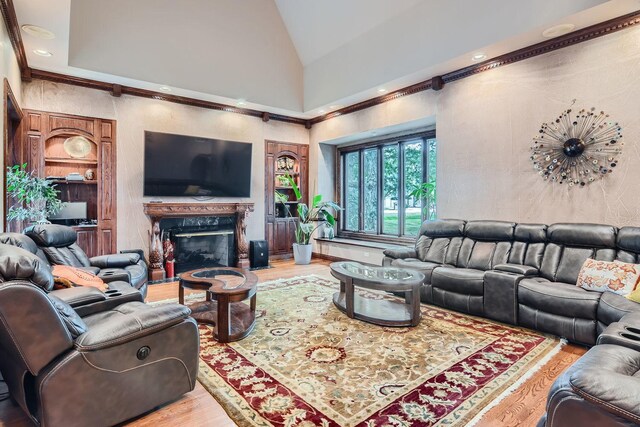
[311,25,640,238]
[19,25,640,261]
[22,81,309,252]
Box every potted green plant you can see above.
[284,173,341,265]
[6,164,63,224]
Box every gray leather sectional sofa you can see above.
[383,219,640,346]
[385,219,640,427]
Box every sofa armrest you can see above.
[98,268,131,284]
[383,247,417,259]
[570,354,640,424]
[90,253,141,268]
[493,263,539,276]
[0,281,74,375]
[120,249,146,265]
[75,304,191,351]
[50,286,106,307]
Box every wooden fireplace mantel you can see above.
[143,202,254,218]
[143,202,255,279]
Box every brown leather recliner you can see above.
[23,224,149,297]
[0,243,199,427]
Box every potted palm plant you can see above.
[6,163,63,224]
[283,173,341,265]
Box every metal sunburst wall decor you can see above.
[530,100,623,187]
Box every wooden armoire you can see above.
[19,110,117,256]
[265,141,308,257]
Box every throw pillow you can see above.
[576,258,640,296]
[52,265,108,292]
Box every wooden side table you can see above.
[179,267,258,343]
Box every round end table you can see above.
[179,267,258,343]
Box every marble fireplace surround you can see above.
[143,202,254,279]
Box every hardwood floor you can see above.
[0,259,586,427]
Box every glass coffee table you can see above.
[179,267,258,343]
[330,261,425,327]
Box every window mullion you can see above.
[359,149,364,232]
[422,138,427,222]
[398,142,405,237]
[377,146,383,235]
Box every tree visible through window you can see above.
[339,131,436,240]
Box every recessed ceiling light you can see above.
[21,24,55,39]
[158,86,171,92]
[236,99,246,106]
[471,52,486,61]
[33,49,52,57]
[378,88,387,93]
[542,23,575,38]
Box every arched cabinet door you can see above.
[265,140,308,257]
[19,110,117,256]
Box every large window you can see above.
[339,131,436,241]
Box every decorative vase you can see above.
[292,243,312,265]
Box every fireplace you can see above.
[143,202,254,281]
[160,216,236,274]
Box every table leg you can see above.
[404,291,411,305]
[217,295,230,343]
[250,294,257,311]
[345,277,354,318]
[340,280,345,293]
[411,287,421,327]
[178,281,185,305]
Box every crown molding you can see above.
[310,9,640,125]
[28,69,309,126]
[0,0,27,76]
[2,0,639,128]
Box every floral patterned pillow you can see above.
[576,259,640,296]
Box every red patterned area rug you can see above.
[195,275,561,427]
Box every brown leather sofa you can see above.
[383,219,640,346]
[0,243,199,426]
[22,224,149,297]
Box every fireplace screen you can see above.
[172,229,234,273]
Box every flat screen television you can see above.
[143,131,252,197]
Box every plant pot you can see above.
[292,243,313,265]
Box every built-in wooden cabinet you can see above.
[20,110,117,256]
[265,141,308,257]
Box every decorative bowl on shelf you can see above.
[63,136,92,158]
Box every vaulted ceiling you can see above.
[14,0,640,117]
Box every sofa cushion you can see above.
[0,244,55,291]
[420,219,465,238]
[514,223,547,243]
[25,224,78,247]
[547,223,617,248]
[431,267,485,295]
[52,265,108,292]
[576,259,640,296]
[519,279,601,319]
[464,220,515,241]
[390,259,443,283]
[617,227,640,253]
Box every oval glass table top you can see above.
[330,261,425,290]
